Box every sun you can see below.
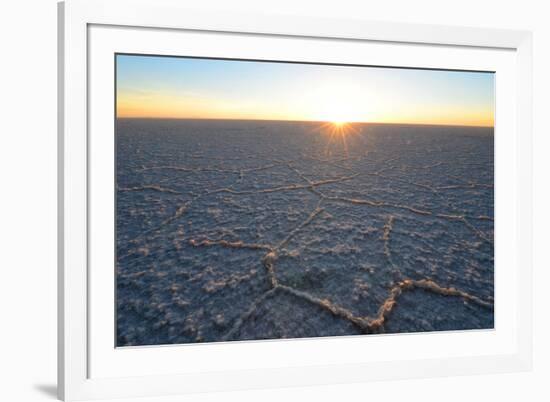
[320,106,353,126]
[331,119,348,127]
[310,97,364,156]
[314,89,368,126]
[318,104,365,127]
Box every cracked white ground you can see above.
[115,119,494,346]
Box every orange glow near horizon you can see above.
[116,88,495,127]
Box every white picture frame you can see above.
[58,0,533,400]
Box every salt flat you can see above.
[115,119,494,346]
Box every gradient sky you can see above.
[116,54,495,127]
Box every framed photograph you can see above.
[58,0,533,400]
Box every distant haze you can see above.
[116,54,495,127]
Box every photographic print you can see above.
[115,54,494,347]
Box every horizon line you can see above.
[115,116,494,129]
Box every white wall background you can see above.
[0,0,547,401]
